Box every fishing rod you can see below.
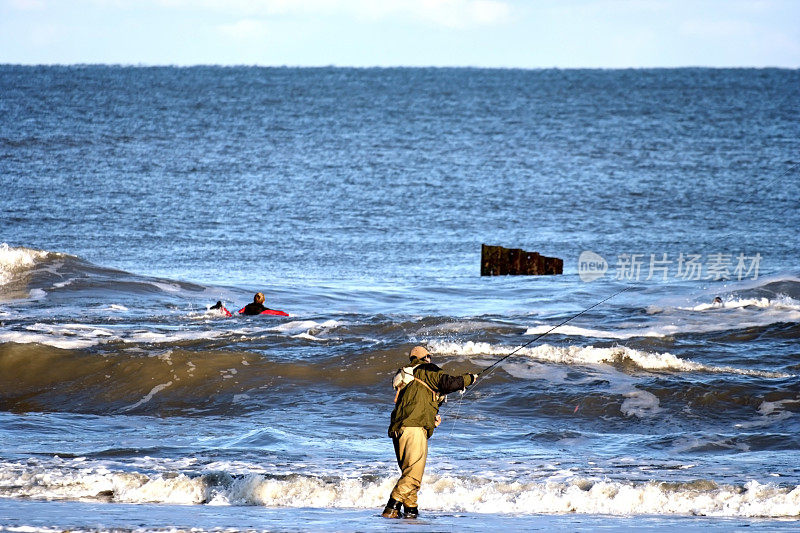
[471,160,800,383]
[446,160,798,409]
[444,284,635,435]
[442,160,798,437]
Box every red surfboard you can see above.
[260,309,289,316]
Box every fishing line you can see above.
[444,159,799,432]
[478,287,632,379]
[476,159,800,382]
[445,285,632,436]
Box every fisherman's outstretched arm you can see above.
[432,371,475,395]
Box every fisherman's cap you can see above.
[409,346,430,360]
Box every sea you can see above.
[1,66,799,531]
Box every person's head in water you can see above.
[713,296,723,305]
[254,292,265,304]
[409,346,430,362]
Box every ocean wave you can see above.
[0,243,57,287]
[0,323,117,350]
[679,295,800,312]
[524,301,800,339]
[0,323,235,350]
[0,244,214,308]
[0,330,101,351]
[0,345,390,415]
[428,340,792,378]
[0,317,342,350]
[0,463,797,517]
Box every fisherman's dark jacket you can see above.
[389,357,474,439]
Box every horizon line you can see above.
[2,62,799,70]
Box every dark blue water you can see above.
[1,66,799,530]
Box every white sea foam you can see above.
[733,398,800,429]
[122,381,173,412]
[528,294,800,340]
[0,243,52,286]
[1,317,323,350]
[151,281,181,293]
[272,319,341,342]
[525,312,800,340]
[0,324,230,349]
[758,398,800,416]
[57,323,114,335]
[232,393,250,403]
[0,526,60,533]
[292,332,325,341]
[620,390,662,418]
[272,319,341,335]
[190,306,233,320]
[524,324,646,339]
[0,464,798,517]
[126,329,227,344]
[27,288,46,300]
[0,323,115,349]
[0,330,100,350]
[417,320,508,335]
[684,295,800,312]
[427,340,792,378]
[500,361,575,384]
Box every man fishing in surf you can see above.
[382,346,477,519]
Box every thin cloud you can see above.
[398,0,512,28]
[7,0,47,9]
[158,0,512,28]
[681,19,755,38]
[218,19,272,41]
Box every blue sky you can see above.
[1,0,798,67]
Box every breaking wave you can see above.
[0,318,342,350]
[1,463,798,518]
[681,295,800,312]
[428,340,792,378]
[524,296,800,340]
[0,243,58,287]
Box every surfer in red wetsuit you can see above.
[239,292,269,315]
[237,292,288,316]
